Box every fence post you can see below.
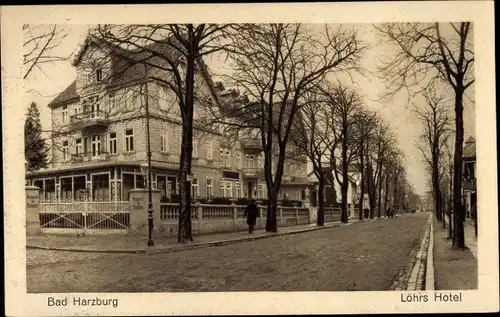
[26,186,41,235]
[232,201,237,231]
[278,203,283,225]
[196,203,203,220]
[294,203,299,225]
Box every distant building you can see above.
[462,136,476,218]
[307,166,361,216]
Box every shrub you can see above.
[209,197,233,205]
[280,199,302,207]
[235,197,251,206]
[196,197,210,204]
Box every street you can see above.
[27,213,428,293]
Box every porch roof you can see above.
[27,161,180,178]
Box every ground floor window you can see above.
[122,173,135,201]
[221,181,232,198]
[157,175,176,199]
[60,177,73,201]
[258,184,265,199]
[92,174,110,201]
[235,182,242,198]
[206,178,213,198]
[192,178,198,198]
[44,179,56,201]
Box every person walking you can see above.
[244,199,260,234]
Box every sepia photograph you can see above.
[3,2,498,316]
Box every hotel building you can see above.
[26,35,310,202]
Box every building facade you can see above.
[26,35,309,203]
[462,136,476,218]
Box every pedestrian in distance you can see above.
[387,206,394,218]
[244,199,260,234]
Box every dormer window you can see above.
[96,68,103,82]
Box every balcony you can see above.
[462,178,476,191]
[240,138,262,154]
[242,167,265,178]
[70,151,110,164]
[70,110,110,132]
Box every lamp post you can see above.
[141,72,154,247]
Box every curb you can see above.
[406,214,431,291]
[26,216,390,254]
[27,221,349,254]
[425,218,435,290]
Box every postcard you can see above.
[2,1,498,315]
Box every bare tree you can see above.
[292,92,334,226]
[353,109,378,220]
[375,22,474,249]
[322,83,364,223]
[368,121,396,218]
[92,24,229,243]
[23,24,70,80]
[414,85,452,224]
[214,24,366,232]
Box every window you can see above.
[62,140,69,160]
[192,138,198,158]
[246,155,254,169]
[109,132,117,155]
[206,141,213,160]
[221,148,231,168]
[74,104,81,117]
[160,130,169,153]
[158,88,168,111]
[75,138,82,156]
[226,149,231,168]
[258,184,264,199]
[125,129,134,152]
[235,182,242,198]
[129,92,138,111]
[206,178,213,198]
[96,68,103,82]
[62,105,68,124]
[221,181,232,198]
[236,153,241,169]
[258,153,264,169]
[108,94,116,111]
[91,135,101,156]
[191,177,198,198]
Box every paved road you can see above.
[27,213,428,293]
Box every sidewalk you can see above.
[443,217,477,259]
[432,217,478,290]
[27,219,368,253]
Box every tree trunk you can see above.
[266,187,278,232]
[340,181,349,223]
[340,139,349,223]
[367,163,376,218]
[452,90,465,249]
[317,176,325,226]
[177,53,196,243]
[384,171,390,216]
[377,167,383,218]
[357,139,365,220]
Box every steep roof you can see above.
[463,136,476,160]
[49,35,214,108]
[48,81,79,108]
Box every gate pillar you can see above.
[26,186,41,235]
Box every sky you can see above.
[23,24,476,197]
